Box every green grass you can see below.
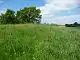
[0,24,80,60]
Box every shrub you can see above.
[65,24,75,27]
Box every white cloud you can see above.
[39,0,80,24]
[42,15,80,25]
[53,15,80,25]
[0,9,6,15]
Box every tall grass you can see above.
[0,24,80,60]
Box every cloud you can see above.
[0,8,6,15]
[42,15,80,24]
[53,15,80,24]
[39,0,80,24]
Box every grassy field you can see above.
[0,24,80,60]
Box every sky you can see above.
[0,0,80,25]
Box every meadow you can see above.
[0,24,80,60]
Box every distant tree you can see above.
[16,7,42,24]
[65,24,75,27]
[73,22,78,25]
[73,22,80,27]
[0,16,1,24]
[0,9,16,24]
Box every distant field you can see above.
[0,24,80,60]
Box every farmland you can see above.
[0,24,80,60]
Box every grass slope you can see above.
[0,24,80,60]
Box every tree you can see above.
[16,7,42,24]
[0,6,42,24]
[0,9,16,24]
[0,16,1,24]
[73,22,78,25]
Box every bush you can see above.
[65,24,75,27]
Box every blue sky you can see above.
[0,0,80,24]
[0,0,45,10]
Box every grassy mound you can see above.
[0,24,80,60]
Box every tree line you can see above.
[0,7,42,24]
[65,22,80,27]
